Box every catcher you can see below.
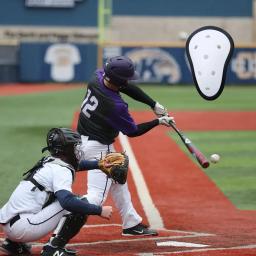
[0,128,128,256]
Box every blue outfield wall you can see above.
[103,46,256,85]
[0,0,97,26]
[0,0,251,27]
[113,0,252,17]
[19,43,97,82]
[19,43,256,84]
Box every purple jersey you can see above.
[77,69,137,144]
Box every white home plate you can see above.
[157,241,209,248]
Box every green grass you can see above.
[0,85,256,209]
[0,88,84,202]
[123,85,256,111]
[169,131,256,210]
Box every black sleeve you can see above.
[55,190,102,216]
[127,119,159,137]
[77,160,99,171]
[120,83,156,108]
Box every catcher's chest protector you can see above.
[186,26,234,100]
[23,157,75,208]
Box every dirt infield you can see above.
[1,111,255,255]
[0,85,256,255]
[64,111,256,255]
[0,83,83,96]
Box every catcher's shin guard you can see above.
[49,212,88,248]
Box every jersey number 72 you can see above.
[81,89,99,118]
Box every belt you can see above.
[87,135,96,141]
[87,136,110,144]
[9,214,20,227]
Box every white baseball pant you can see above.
[2,201,68,243]
[81,135,142,229]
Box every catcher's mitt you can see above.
[98,152,129,184]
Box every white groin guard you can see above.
[186,26,234,100]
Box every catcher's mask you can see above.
[186,26,234,100]
[103,56,139,87]
[42,128,83,168]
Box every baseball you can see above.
[210,154,220,164]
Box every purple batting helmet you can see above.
[103,56,139,86]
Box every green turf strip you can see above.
[169,131,256,210]
[123,85,256,111]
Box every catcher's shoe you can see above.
[122,223,158,236]
[0,238,32,255]
[40,245,76,256]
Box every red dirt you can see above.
[70,111,256,255]
[0,84,83,96]
[131,110,256,131]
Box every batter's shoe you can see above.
[122,223,158,236]
[0,238,32,255]
[40,245,76,256]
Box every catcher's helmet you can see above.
[42,128,81,156]
[103,56,139,86]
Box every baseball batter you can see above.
[0,128,113,256]
[77,56,174,236]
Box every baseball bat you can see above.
[169,122,210,168]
